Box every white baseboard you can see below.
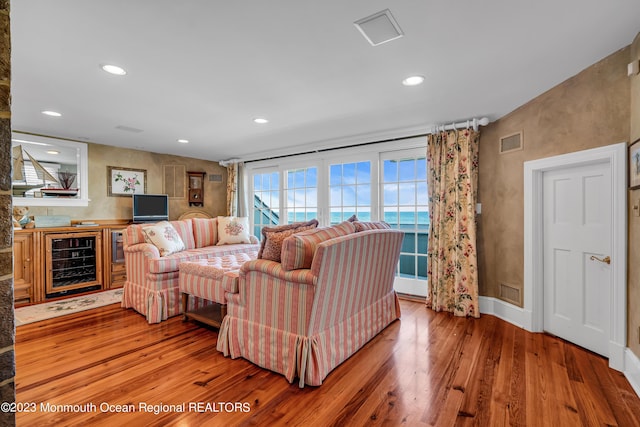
[480,296,640,399]
[479,296,530,329]
[625,349,640,398]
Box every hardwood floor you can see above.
[15,299,640,426]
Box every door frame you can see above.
[524,142,627,371]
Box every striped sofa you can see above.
[122,218,259,324]
[217,225,404,387]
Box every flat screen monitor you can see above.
[132,194,169,223]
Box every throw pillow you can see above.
[217,216,251,245]
[258,219,319,262]
[192,217,218,247]
[280,220,356,270]
[141,221,186,257]
[353,220,391,232]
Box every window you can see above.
[252,171,279,237]
[246,137,428,296]
[284,167,318,222]
[381,149,428,296]
[329,161,372,223]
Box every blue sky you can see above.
[254,158,428,222]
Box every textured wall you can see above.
[478,46,630,305]
[22,141,228,221]
[628,33,640,357]
[0,0,14,425]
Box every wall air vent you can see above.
[209,174,223,182]
[499,131,523,154]
[498,283,522,306]
[354,9,404,46]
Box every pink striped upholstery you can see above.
[353,220,391,232]
[280,221,356,271]
[192,218,218,247]
[169,220,196,250]
[179,252,257,304]
[217,229,403,387]
[122,220,259,324]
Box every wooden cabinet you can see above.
[13,233,34,306]
[187,171,206,206]
[14,223,129,307]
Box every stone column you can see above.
[0,1,14,426]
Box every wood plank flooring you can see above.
[15,299,640,426]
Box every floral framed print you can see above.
[630,139,640,190]
[108,166,147,196]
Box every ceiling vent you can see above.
[115,125,143,133]
[354,9,404,46]
[499,131,523,154]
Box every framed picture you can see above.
[630,139,640,190]
[108,166,147,196]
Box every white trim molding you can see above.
[480,296,640,399]
[479,296,530,329]
[523,142,627,371]
[625,349,640,398]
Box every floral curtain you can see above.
[426,129,480,318]
[226,162,238,216]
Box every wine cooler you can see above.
[45,231,103,299]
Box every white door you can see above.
[542,161,611,356]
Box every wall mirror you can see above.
[11,132,89,207]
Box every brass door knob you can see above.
[589,255,611,265]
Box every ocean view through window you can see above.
[248,141,429,296]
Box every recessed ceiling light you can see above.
[46,150,60,155]
[402,75,425,86]
[253,117,269,124]
[178,139,189,144]
[101,64,127,76]
[41,110,62,117]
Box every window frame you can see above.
[244,136,428,296]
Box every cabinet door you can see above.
[13,234,33,305]
[105,228,126,289]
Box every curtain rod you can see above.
[429,117,490,133]
[239,117,490,164]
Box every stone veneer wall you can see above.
[0,1,14,426]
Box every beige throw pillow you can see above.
[141,221,186,257]
[217,216,251,245]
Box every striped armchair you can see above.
[217,228,404,387]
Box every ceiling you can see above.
[10,1,640,163]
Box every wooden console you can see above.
[13,223,128,307]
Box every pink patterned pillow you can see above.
[141,221,185,256]
[353,221,391,232]
[280,221,356,270]
[259,220,319,262]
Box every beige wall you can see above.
[478,46,636,353]
[24,141,228,222]
[628,33,640,357]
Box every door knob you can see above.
[589,255,611,265]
